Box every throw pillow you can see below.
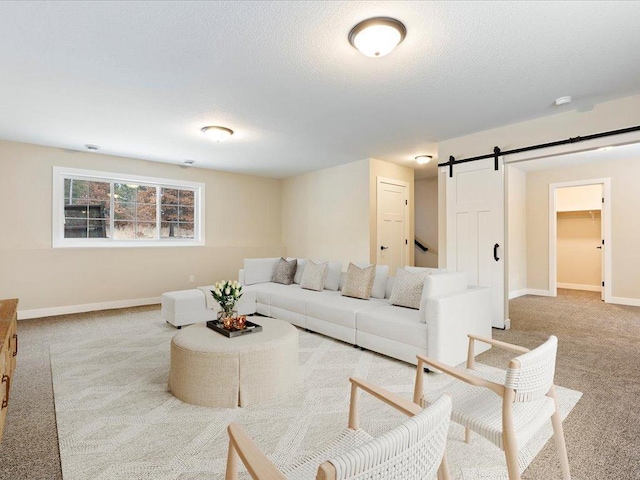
[293,258,307,284]
[355,263,389,299]
[272,257,297,285]
[388,268,428,309]
[324,261,343,291]
[341,263,376,300]
[300,260,328,291]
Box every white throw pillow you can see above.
[243,258,280,285]
[388,268,428,309]
[323,261,342,291]
[293,258,307,284]
[355,263,389,299]
[300,260,328,291]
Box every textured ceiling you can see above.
[1,1,639,179]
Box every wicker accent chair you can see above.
[413,335,571,480]
[225,377,452,480]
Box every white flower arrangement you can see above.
[211,280,243,317]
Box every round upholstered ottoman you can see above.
[169,317,299,408]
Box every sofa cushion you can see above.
[293,258,307,284]
[405,266,445,275]
[356,305,428,350]
[306,291,387,329]
[341,263,376,300]
[244,257,280,285]
[324,261,343,291]
[272,257,297,285]
[389,268,428,309]
[355,264,389,299]
[300,260,328,291]
[269,284,321,315]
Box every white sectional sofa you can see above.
[161,258,492,366]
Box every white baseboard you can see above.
[609,296,640,307]
[18,297,161,320]
[509,289,528,299]
[557,283,601,292]
[525,289,553,297]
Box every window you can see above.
[53,167,204,247]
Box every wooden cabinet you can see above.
[0,298,18,443]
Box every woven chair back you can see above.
[328,394,451,480]
[505,336,558,402]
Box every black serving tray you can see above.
[206,319,263,338]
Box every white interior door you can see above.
[600,192,605,301]
[377,178,408,276]
[446,158,506,328]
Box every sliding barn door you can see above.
[446,158,506,328]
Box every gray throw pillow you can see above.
[388,268,428,309]
[300,260,328,291]
[272,257,297,285]
[341,263,376,300]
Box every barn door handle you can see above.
[493,243,500,261]
[12,334,17,356]
[1,375,9,409]
[380,246,389,251]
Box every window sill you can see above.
[52,240,205,248]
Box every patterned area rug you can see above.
[50,323,581,479]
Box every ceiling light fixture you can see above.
[348,17,406,57]
[554,96,572,106]
[415,155,432,165]
[201,126,234,142]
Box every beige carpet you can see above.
[0,290,636,479]
[49,317,580,479]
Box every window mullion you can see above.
[156,186,161,240]
[110,181,115,240]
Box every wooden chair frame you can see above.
[226,376,451,480]
[413,334,571,480]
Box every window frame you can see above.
[52,166,205,248]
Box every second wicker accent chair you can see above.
[225,377,453,480]
[413,334,571,480]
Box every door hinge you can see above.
[405,199,408,205]
[602,281,605,287]
[602,239,605,245]
[405,239,408,245]
[602,197,604,203]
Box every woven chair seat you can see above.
[422,364,556,449]
[282,429,374,479]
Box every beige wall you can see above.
[527,155,639,299]
[507,166,527,294]
[369,158,415,265]
[414,177,438,267]
[437,93,640,270]
[557,213,601,288]
[557,184,602,211]
[0,140,284,313]
[281,159,370,265]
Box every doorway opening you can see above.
[550,180,611,302]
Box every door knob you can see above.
[380,246,389,251]
[596,246,602,249]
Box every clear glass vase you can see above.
[218,308,237,329]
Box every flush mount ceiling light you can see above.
[554,96,572,106]
[415,155,432,165]
[348,17,406,57]
[201,126,234,142]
